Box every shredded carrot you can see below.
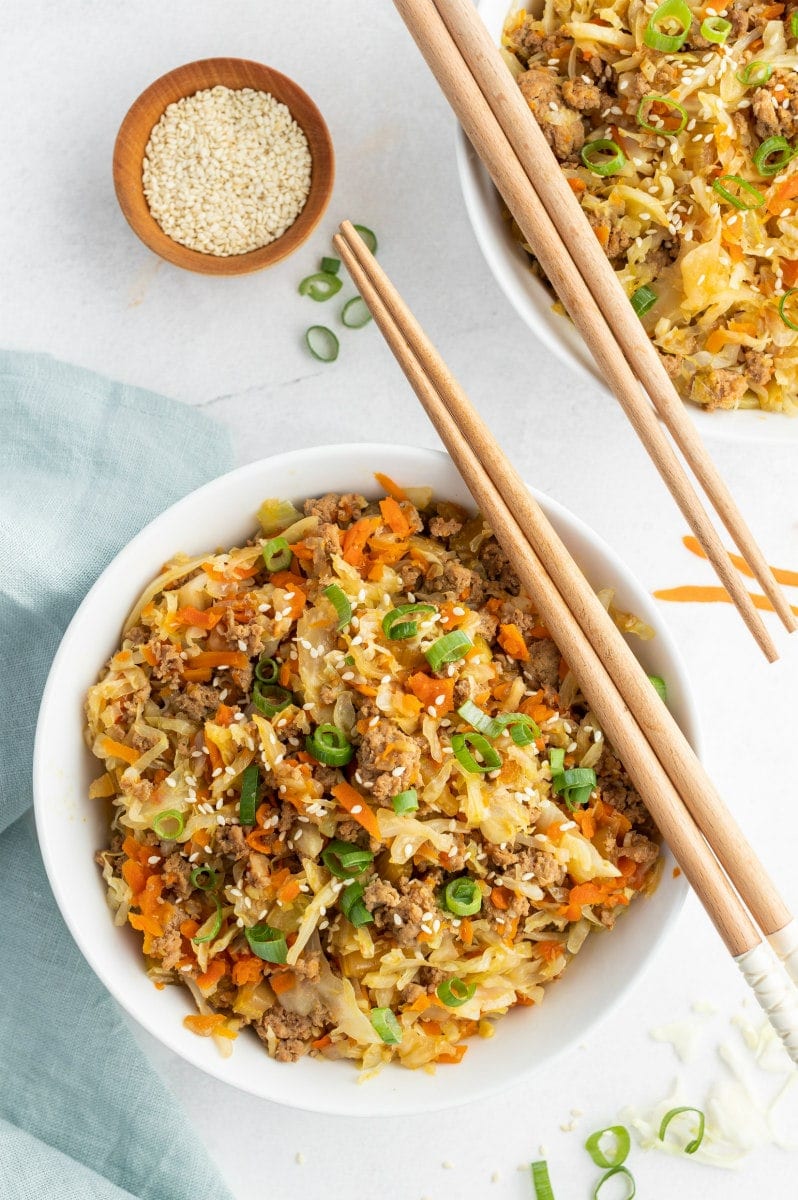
[567,176,586,194]
[436,1044,468,1064]
[439,600,471,629]
[140,644,157,667]
[673,866,682,878]
[99,736,139,765]
[406,993,438,1013]
[342,516,381,568]
[122,859,149,895]
[490,886,511,910]
[277,878,301,904]
[407,672,455,715]
[312,1033,332,1050]
[705,327,731,354]
[459,917,474,947]
[189,650,249,671]
[374,472,408,501]
[497,623,529,661]
[353,682,379,697]
[246,829,274,854]
[232,957,263,986]
[682,534,798,588]
[654,585,797,615]
[196,959,227,991]
[331,781,382,841]
[271,970,296,996]
[782,259,798,288]
[183,1013,228,1037]
[287,540,314,562]
[214,703,234,726]
[182,668,212,683]
[420,1019,443,1036]
[559,881,609,922]
[128,910,166,937]
[180,919,199,940]
[534,939,564,964]
[204,735,224,775]
[122,835,150,864]
[278,660,293,688]
[175,605,223,630]
[379,496,412,538]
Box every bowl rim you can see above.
[454,0,798,443]
[112,56,335,276]
[33,443,698,1114]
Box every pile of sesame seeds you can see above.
[142,85,312,256]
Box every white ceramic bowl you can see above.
[34,443,695,1115]
[456,0,797,443]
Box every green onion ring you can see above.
[262,536,292,572]
[659,1106,706,1154]
[152,809,185,840]
[245,923,288,963]
[631,285,658,317]
[456,700,540,745]
[341,296,373,329]
[382,602,437,640]
[239,763,259,826]
[593,1166,635,1199]
[192,895,222,944]
[324,583,352,629]
[353,224,378,254]
[711,175,766,209]
[305,325,339,363]
[792,10,798,37]
[392,788,419,814]
[648,674,668,702]
[340,880,374,926]
[580,138,626,176]
[321,838,373,878]
[252,682,293,717]
[298,271,342,301]
[424,630,472,669]
[320,256,340,275]
[636,94,687,137]
[737,60,772,88]
[189,866,217,891]
[700,15,731,42]
[778,288,798,331]
[553,767,597,810]
[436,977,476,1007]
[443,876,483,916]
[306,723,354,766]
[753,136,794,177]
[451,731,503,774]
[585,1125,631,1169]
[370,1006,401,1044]
[643,0,692,51]
[531,1160,556,1200]
[255,654,279,684]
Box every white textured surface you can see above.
[735,945,798,1065]
[2,0,798,1195]
[770,919,798,988]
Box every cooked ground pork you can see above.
[522,637,561,691]
[690,368,749,411]
[257,1002,330,1062]
[356,718,421,803]
[752,70,798,141]
[518,66,587,161]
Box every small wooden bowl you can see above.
[113,58,334,275]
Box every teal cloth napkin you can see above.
[0,351,235,1200]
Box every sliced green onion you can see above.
[643,0,692,51]
[631,285,658,317]
[370,1006,401,1044]
[457,699,506,738]
[255,654,279,684]
[192,895,222,944]
[778,288,798,331]
[190,866,217,891]
[252,682,293,717]
[321,256,340,275]
[554,767,597,810]
[504,714,541,746]
[531,1161,556,1200]
[593,1166,635,1199]
[792,10,798,37]
[659,1106,706,1154]
[262,536,292,572]
[549,747,565,776]
[305,325,339,363]
[392,788,419,813]
[636,94,687,137]
[152,809,185,840]
[298,271,342,301]
[306,723,353,766]
[382,602,437,640]
[424,630,472,669]
[245,923,288,963]
[648,674,668,702]
[353,224,378,254]
[436,977,476,1007]
[581,138,626,176]
[324,583,352,629]
[700,15,731,42]
[451,731,503,774]
[753,136,794,177]
[585,1126,631,1169]
[239,763,259,825]
[340,880,374,926]
[341,296,373,329]
[321,838,373,878]
[443,876,483,916]
[711,175,766,209]
[737,60,772,88]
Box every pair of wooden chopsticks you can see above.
[391,0,795,665]
[334,219,798,1060]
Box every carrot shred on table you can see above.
[331,781,382,840]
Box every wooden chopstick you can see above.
[391,0,788,661]
[334,221,798,1059]
[432,0,797,639]
[337,217,794,948]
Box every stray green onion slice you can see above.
[252,682,293,717]
[262,536,292,572]
[753,136,794,177]
[370,1006,401,1044]
[152,809,184,840]
[322,839,373,878]
[382,602,436,640]
[392,788,419,813]
[636,94,687,137]
[711,175,766,209]
[353,224,378,254]
[700,15,731,42]
[321,256,340,275]
[324,583,352,629]
[648,674,668,702]
[737,60,772,88]
[298,271,342,301]
[424,630,472,669]
[305,325,339,363]
[255,654,279,684]
[443,876,482,916]
[659,1106,706,1154]
[593,1166,635,1199]
[531,1160,556,1200]
[778,288,798,331]
[192,895,222,944]
[643,0,692,51]
[451,731,503,773]
[585,1125,631,1169]
[190,866,217,891]
[239,763,259,825]
[340,880,374,926]
[581,138,626,176]
[436,977,476,1007]
[306,723,353,766]
[341,296,373,329]
[245,923,288,963]
[631,285,658,317]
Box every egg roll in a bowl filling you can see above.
[88,480,662,1072]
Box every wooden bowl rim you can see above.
[112,56,335,276]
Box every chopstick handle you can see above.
[735,944,798,1064]
[769,920,798,987]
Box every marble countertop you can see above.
[3,1,797,1195]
